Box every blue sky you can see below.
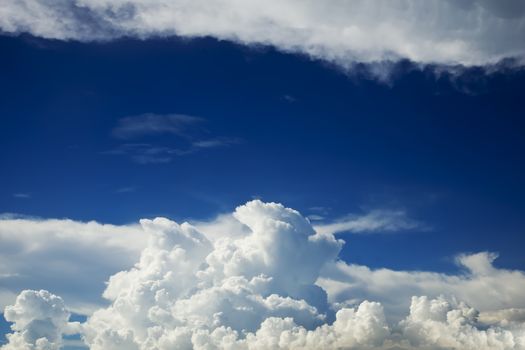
[1,2,525,349]
[2,35,524,273]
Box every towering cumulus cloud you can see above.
[1,0,525,69]
[2,290,79,350]
[3,200,525,349]
[81,200,389,349]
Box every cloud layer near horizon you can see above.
[2,0,525,70]
[2,200,525,349]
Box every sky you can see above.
[1,1,525,349]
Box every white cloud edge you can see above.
[1,0,525,76]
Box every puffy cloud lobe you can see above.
[1,0,525,70]
[400,296,525,350]
[319,251,525,323]
[2,290,78,350]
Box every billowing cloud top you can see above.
[2,200,525,349]
[2,0,525,69]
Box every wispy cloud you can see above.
[307,214,325,221]
[314,209,423,235]
[103,143,188,164]
[112,113,203,140]
[283,95,297,103]
[115,186,136,194]
[191,137,240,149]
[106,113,239,164]
[12,193,31,199]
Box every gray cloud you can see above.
[1,0,525,73]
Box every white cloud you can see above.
[399,295,525,350]
[314,209,422,235]
[1,0,525,71]
[2,290,80,350]
[0,217,145,314]
[2,201,525,349]
[318,252,525,323]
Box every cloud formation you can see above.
[319,252,525,323]
[1,0,525,70]
[0,217,145,314]
[2,201,525,349]
[2,290,80,350]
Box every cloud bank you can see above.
[1,0,525,70]
[2,200,525,349]
[0,217,145,314]
[319,252,525,324]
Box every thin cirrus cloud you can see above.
[112,113,203,140]
[12,193,30,199]
[1,0,525,74]
[314,209,423,235]
[105,113,240,164]
[1,201,525,349]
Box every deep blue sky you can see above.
[1,34,524,273]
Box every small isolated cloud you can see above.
[103,143,189,164]
[307,214,324,221]
[114,186,136,194]
[12,193,30,199]
[1,1,525,75]
[315,209,423,235]
[106,113,239,164]
[191,137,241,150]
[282,95,296,103]
[2,201,525,349]
[112,114,203,140]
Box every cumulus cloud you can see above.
[2,290,79,350]
[399,295,525,350]
[2,200,525,349]
[1,0,525,71]
[318,252,525,323]
[80,200,348,349]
